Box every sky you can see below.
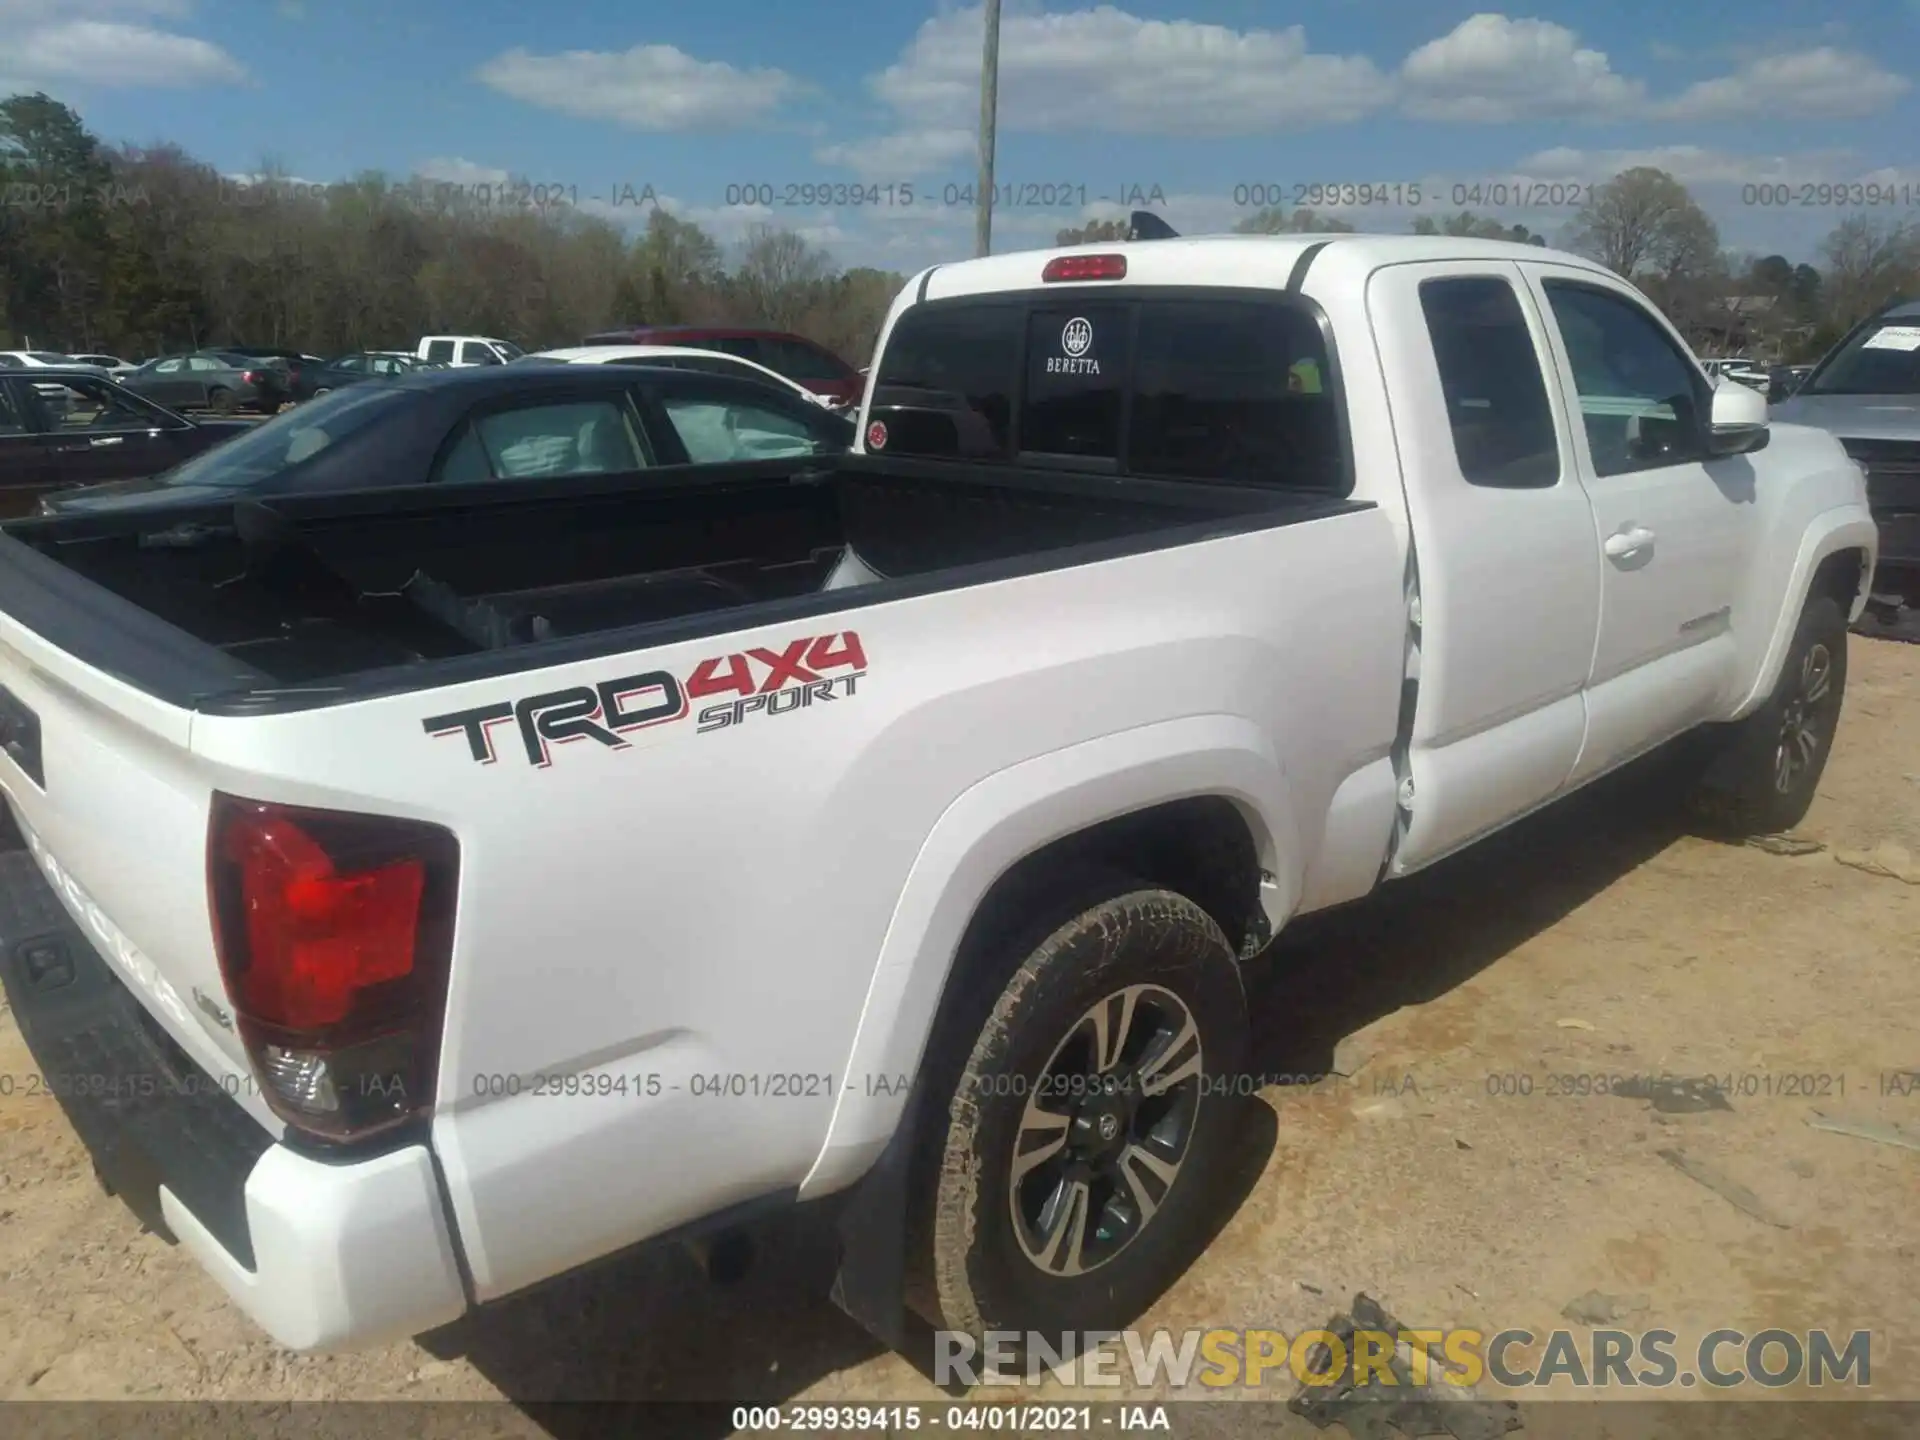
[3,0,1918,275]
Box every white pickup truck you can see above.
[0,233,1876,1361]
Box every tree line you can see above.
[0,93,905,366]
[1060,169,1920,362]
[7,91,1918,369]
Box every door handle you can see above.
[1603,526,1654,559]
[88,435,124,447]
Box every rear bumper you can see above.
[0,848,468,1350]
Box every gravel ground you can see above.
[1,639,1915,1439]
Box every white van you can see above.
[415,335,523,367]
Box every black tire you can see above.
[915,878,1249,1349]
[208,386,235,414]
[1690,595,1848,834]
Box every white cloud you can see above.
[814,128,974,181]
[475,44,802,130]
[414,156,511,187]
[814,3,1390,176]
[1400,14,1642,122]
[1652,48,1910,121]
[0,3,245,90]
[1512,144,1863,187]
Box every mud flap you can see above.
[827,1099,917,1353]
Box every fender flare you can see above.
[798,713,1300,1201]
[1730,508,1879,719]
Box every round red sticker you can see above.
[866,420,888,450]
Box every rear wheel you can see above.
[1690,595,1848,834]
[914,878,1249,1348]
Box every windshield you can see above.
[495,340,525,360]
[156,384,407,489]
[1805,319,1920,396]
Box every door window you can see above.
[425,340,456,363]
[188,355,225,372]
[1541,281,1708,477]
[0,385,26,436]
[766,338,847,382]
[436,399,651,482]
[461,342,501,366]
[154,357,186,373]
[660,395,829,462]
[332,354,370,373]
[1418,277,1560,488]
[43,378,156,431]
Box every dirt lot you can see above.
[1,640,1915,1434]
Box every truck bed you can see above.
[0,456,1365,714]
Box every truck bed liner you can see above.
[0,457,1364,713]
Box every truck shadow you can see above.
[422,747,1695,1434]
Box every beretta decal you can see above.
[422,630,867,768]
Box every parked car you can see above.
[65,353,138,375]
[118,350,291,414]
[416,335,523,367]
[43,360,854,513]
[222,347,328,398]
[1767,364,1814,403]
[0,367,253,517]
[1772,299,1920,598]
[0,232,1874,1360]
[1700,357,1769,392]
[0,350,110,378]
[580,326,862,409]
[288,351,438,403]
[526,345,846,409]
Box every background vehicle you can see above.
[45,361,853,514]
[290,351,438,403]
[416,335,523,367]
[223,347,328,398]
[0,233,1873,1365]
[1773,299,1920,599]
[1768,363,1814,403]
[0,350,110,378]
[119,351,290,414]
[579,326,861,409]
[0,368,251,516]
[526,345,846,409]
[1701,357,1770,391]
[66,353,138,375]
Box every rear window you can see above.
[156,385,407,490]
[870,294,1344,490]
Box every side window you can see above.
[333,355,369,373]
[660,394,826,463]
[768,339,846,382]
[1020,304,1129,461]
[0,383,26,436]
[438,399,650,483]
[188,355,223,372]
[870,304,1020,459]
[1418,277,1560,489]
[47,379,155,431]
[425,340,455,364]
[1541,281,1708,477]
[1129,299,1342,488]
[461,342,502,366]
[154,357,184,373]
[704,337,765,364]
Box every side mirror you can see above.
[1707,378,1769,457]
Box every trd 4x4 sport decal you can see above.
[422,630,866,768]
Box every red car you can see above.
[579,326,862,408]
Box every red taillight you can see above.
[1042,253,1127,282]
[209,794,458,1142]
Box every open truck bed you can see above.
[0,455,1361,713]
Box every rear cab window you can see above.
[867,290,1348,493]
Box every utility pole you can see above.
[974,0,1001,258]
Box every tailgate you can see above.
[0,614,275,1133]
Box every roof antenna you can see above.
[1128,210,1178,241]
